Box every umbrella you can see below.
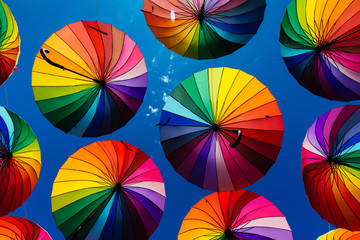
[51,140,166,240]
[302,105,360,231]
[0,0,20,86]
[32,21,147,137]
[317,229,360,240]
[178,190,293,239]
[142,0,266,59]
[0,216,52,239]
[159,67,284,191]
[0,106,41,217]
[280,0,360,101]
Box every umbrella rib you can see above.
[32,69,96,84]
[214,71,241,124]
[216,77,259,124]
[65,24,100,79]
[190,75,214,122]
[217,132,252,185]
[107,44,138,81]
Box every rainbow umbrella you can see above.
[179,190,293,239]
[317,229,360,240]
[142,0,266,59]
[159,67,284,191]
[280,0,360,101]
[51,140,166,240]
[0,0,20,86]
[302,105,360,231]
[0,106,41,217]
[32,21,147,137]
[0,216,51,239]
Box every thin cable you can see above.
[94,0,99,20]
[4,82,8,108]
[23,203,28,219]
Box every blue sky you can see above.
[2,0,347,239]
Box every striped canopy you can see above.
[32,21,147,137]
[159,67,283,191]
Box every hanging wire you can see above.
[94,0,99,20]
[4,82,8,108]
[24,203,28,219]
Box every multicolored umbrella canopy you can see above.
[0,0,20,86]
[280,0,360,101]
[317,229,360,240]
[159,67,284,191]
[0,106,41,217]
[51,140,166,240]
[302,105,360,231]
[178,190,293,239]
[32,21,147,137]
[0,216,52,239]
[142,0,266,59]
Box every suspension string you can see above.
[24,203,28,219]
[4,82,8,108]
[94,0,99,20]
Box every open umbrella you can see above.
[142,0,266,59]
[159,67,284,191]
[280,0,360,101]
[51,140,165,240]
[32,21,147,137]
[317,229,360,240]
[178,190,293,239]
[302,105,360,231]
[0,216,52,239]
[0,0,20,86]
[0,106,41,217]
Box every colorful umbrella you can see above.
[280,0,360,101]
[178,190,293,239]
[302,105,360,231]
[159,67,284,191]
[51,140,166,240]
[0,216,52,239]
[0,0,20,86]
[32,21,147,137]
[142,0,266,59]
[0,106,41,217]
[317,229,360,240]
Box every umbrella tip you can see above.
[211,124,220,131]
[224,228,233,239]
[0,151,12,163]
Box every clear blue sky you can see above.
[2,0,347,239]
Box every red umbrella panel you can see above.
[51,140,165,240]
[0,216,52,239]
[0,0,20,86]
[32,21,147,137]
[0,106,41,217]
[179,190,293,239]
[159,67,284,191]
[302,105,360,230]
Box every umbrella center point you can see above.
[211,124,220,131]
[224,228,233,239]
[197,4,206,22]
[0,151,12,163]
[94,79,106,87]
[315,43,330,54]
[114,182,122,192]
[327,156,340,165]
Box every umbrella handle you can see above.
[40,48,65,70]
[157,117,170,126]
[86,24,108,35]
[229,130,242,148]
[40,48,97,82]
